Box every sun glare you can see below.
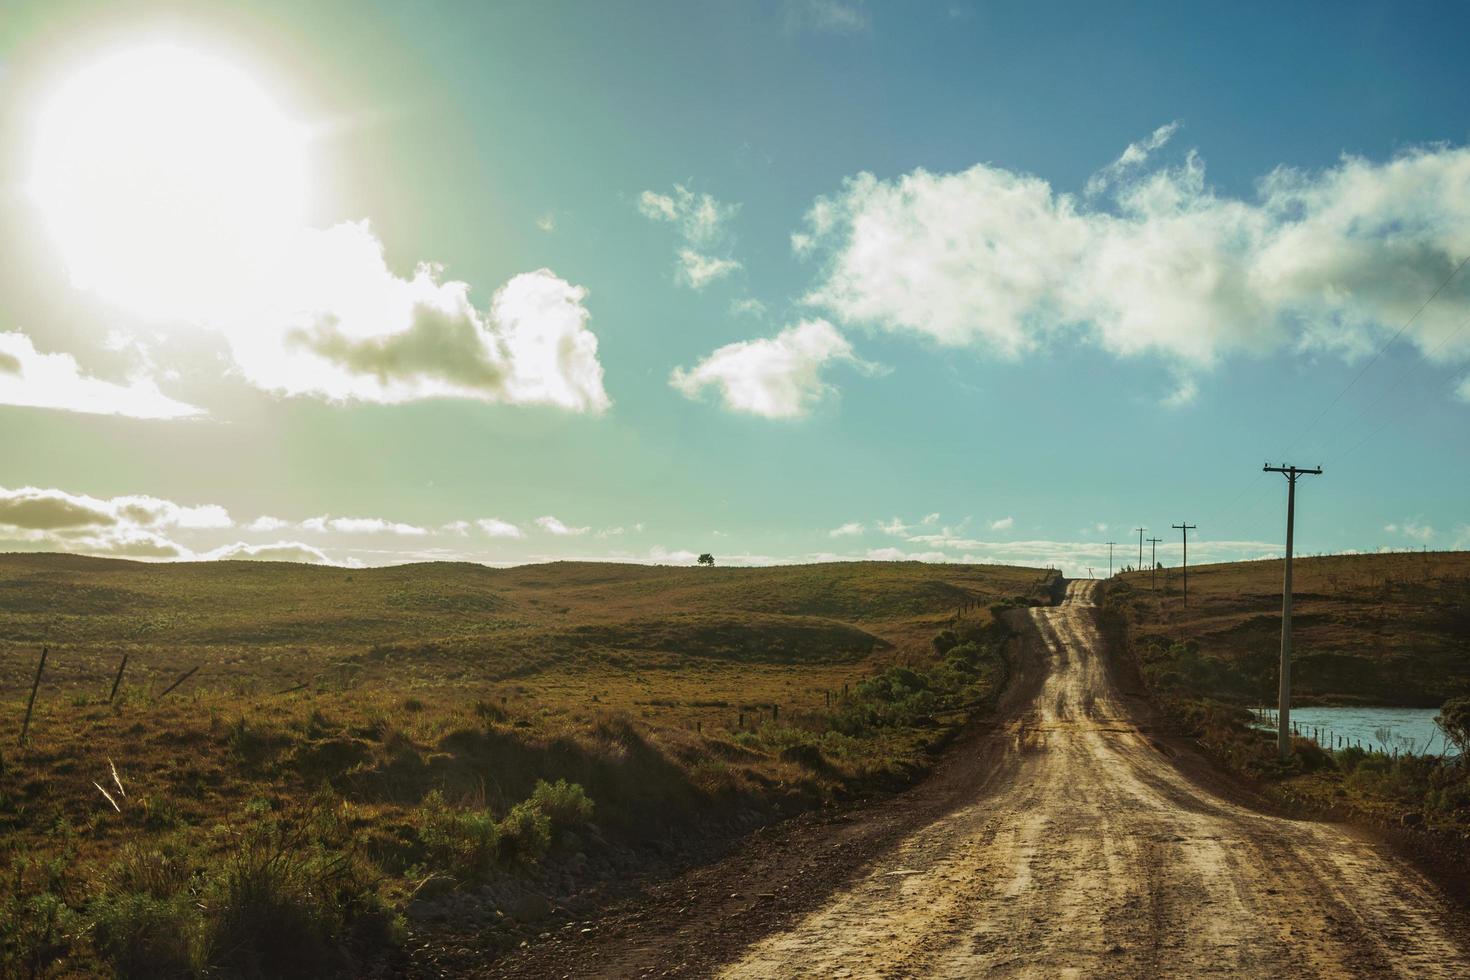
[29,43,308,322]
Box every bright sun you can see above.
[30,43,308,322]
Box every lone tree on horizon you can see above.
[697,553,715,566]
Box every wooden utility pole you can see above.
[1106,542,1117,577]
[1172,523,1197,606]
[1135,527,1146,572]
[1147,537,1162,591]
[1264,463,1323,759]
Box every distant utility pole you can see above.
[1171,522,1197,606]
[1106,542,1117,578]
[1264,463,1323,759]
[1135,527,1146,572]
[1147,537,1163,591]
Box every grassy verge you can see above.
[0,558,1049,976]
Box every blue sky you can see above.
[0,0,1467,574]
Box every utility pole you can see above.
[1106,542,1117,578]
[1147,537,1162,591]
[1264,463,1323,759]
[1135,527,1145,573]
[1171,523,1197,606]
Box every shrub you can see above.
[497,801,551,863]
[1435,697,1470,757]
[415,791,499,877]
[528,779,594,831]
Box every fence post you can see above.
[157,665,200,700]
[20,646,48,745]
[109,653,130,704]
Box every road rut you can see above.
[718,580,1469,978]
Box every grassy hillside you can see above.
[1108,551,1470,706]
[0,555,1053,977]
[1104,551,1470,854]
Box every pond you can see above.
[1251,705,1458,757]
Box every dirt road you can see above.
[717,580,1469,978]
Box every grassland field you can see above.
[0,554,1053,977]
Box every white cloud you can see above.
[536,213,556,233]
[0,485,253,561]
[301,515,429,536]
[877,517,910,536]
[648,545,699,564]
[785,0,870,34]
[640,184,743,290]
[989,516,1014,531]
[1085,121,1181,197]
[731,297,767,318]
[1384,520,1435,542]
[0,330,201,419]
[670,319,873,418]
[638,185,738,246]
[226,224,609,412]
[0,486,230,531]
[477,517,524,538]
[678,249,742,289]
[248,515,291,532]
[206,540,331,564]
[536,515,589,536]
[798,141,1470,392]
[829,521,865,537]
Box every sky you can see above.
[0,0,1468,576]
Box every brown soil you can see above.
[478,581,1470,979]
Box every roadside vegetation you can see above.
[0,555,1052,976]
[1104,552,1470,839]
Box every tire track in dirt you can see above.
[717,580,1470,979]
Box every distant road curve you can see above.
[719,580,1470,978]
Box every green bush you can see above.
[415,790,499,876]
[528,779,594,830]
[497,800,551,863]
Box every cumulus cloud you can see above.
[670,319,875,418]
[477,517,524,538]
[205,540,331,563]
[989,516,1015,531]
[222,224,610,412]
[0,330,201,419]
[300,515,429,536]
[0,485,251,561]
[829,521,865,537]
[797,140,1470,395]
[536,515,589,536]
[0,486,230,531]
[639,185,743,290]
[247,515,291,532]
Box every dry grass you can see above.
[1111,550,1470,705]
